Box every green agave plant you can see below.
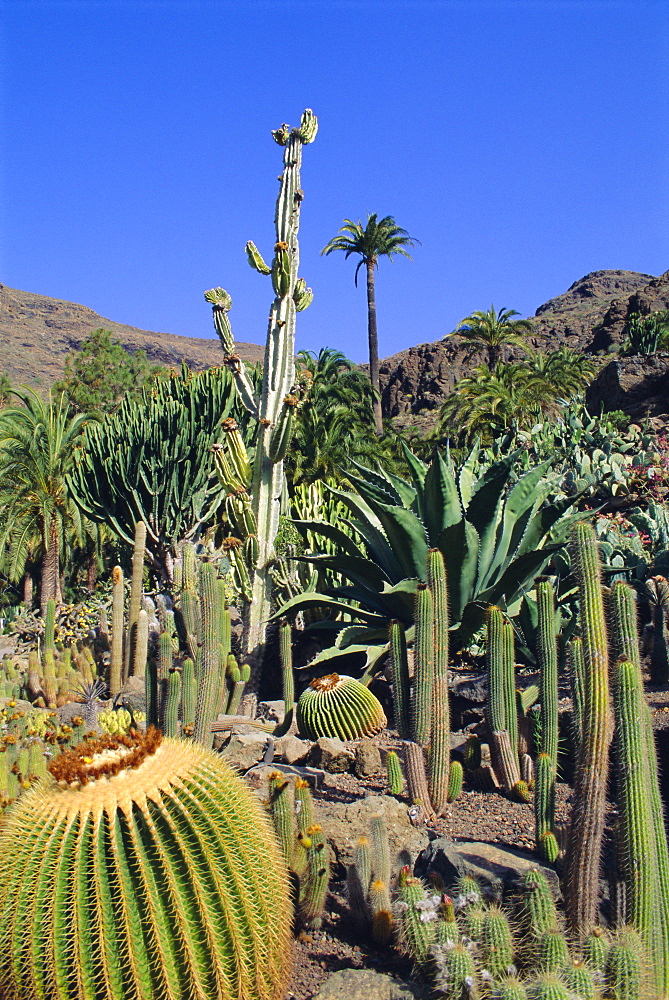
[275,444,586,669]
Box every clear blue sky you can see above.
[1,0,667,364]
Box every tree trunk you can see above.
[40,519,60,614]
[366,258,384,437]
[22,571,33,608]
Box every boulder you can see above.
[309,737,354,773]
[314,793,430,880]
[414,837,561,903]
[314,968,431,1000]
[354,739,382,776]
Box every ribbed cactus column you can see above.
[426,548,451,815]
[565,523,613,940]
[535,580,558,859]
[205,111,317,712]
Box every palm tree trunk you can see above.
[366,258,384,437]
[22,571,33,608]
[40,519,60,614]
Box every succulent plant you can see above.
[296,673,386,740]
[0,727,292,1000]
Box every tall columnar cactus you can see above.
[0,728,292,1000]
[413,582,434,746]
[388,619,411,738]
[565,523,613,940]
[613,651,669,994]
[205,110,317,710]
[110,565,124,694]
[125,520,147,676]
[426,548,451,815]
[486,606,521,792]
[535,580,558,859]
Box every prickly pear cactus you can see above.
[296,673,387,740]
[0,727,292,1000]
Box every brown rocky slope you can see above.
[380,268,669,432]
[0,283,263,392]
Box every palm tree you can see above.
[0,389,93,611]
[290,347,378,483]
[322,214,418,436]
[454,305,534,368]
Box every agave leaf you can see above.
[400,441,428,490]
[295,553,390,592]
[307,641,389,674]
[290,519,363,560]
[477,544,562,610]
[345,463,416,509]
[437,519,480,622]
[324,487,402,581]
[458,440,481,508]
[270,592,386,625]
[422,450,462,545]
[359,496,429,580]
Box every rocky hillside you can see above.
[380,268,669,431]
[0,284,263,392]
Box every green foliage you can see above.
[53,328,163,414]
[452,304,534,368]
[288,347,378,485]
[0,388,94,608]
[277,443,584,669]
[622,310,669,356]
[439,348,597,444]
[67,366,242,573]
[0,371,11,408]
[0,730,293,1000]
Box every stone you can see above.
[310,737,354,773]
[414,837,561,903]
[354,738,382,776]
[313,968,431,1000]
[219,734,268,772]
[277,734,311,765]
[258,699,285,724]
[115,675,146,715]
[314,793,429,881]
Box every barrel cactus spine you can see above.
[0,727,292,1000]
[296,673,386,741]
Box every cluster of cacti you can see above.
[204,109,318,708]
[394,867,653,1000]
[347,813,396,945]
[0,727,293,1000]
[485,604,523,795]
[295,672,387,740]
[267,770,330,929]
[97,706,145,735]
[388,548,463,817]
[0,703,90,810]
[0,600,101,708]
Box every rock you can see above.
[354,739,382,776]
[219,733,269,772]
[116,676,146,715]
[314,793,430,880]
[277,734,311,765]
[414,838,561,903]
[313,968,431,1000]
[258,699,285,724]
[310,737,354,773]
[586,353,669,420]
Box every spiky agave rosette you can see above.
[0,727,292,1000]
[296,673,387,740]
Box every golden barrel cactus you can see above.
[0,728,292,1000]
[296,673,387,740]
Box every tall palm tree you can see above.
[0,389,92,611]
[454,305,534,368]
[322,214,418,436]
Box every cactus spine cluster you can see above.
[0,728,292,1000]
[205,109,317,709]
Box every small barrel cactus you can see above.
[296,673,387,740]
[0,727,292,1000]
